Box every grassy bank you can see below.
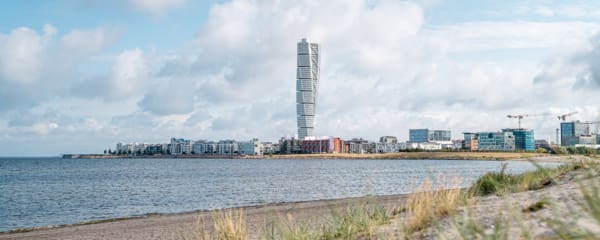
[189,157,599,239]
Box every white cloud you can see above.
[60,27,122,57]
[108,48,149,99]
[129,0,187,17]
[0,27,46,83]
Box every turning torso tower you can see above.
[296,38,320,139]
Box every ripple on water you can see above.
[0,158,560,231]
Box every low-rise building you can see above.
[216,140,238,155]
[239,138,263,155]
[347,138,375,154]
[144,144,164,155]
[379,136,398,144]
[463,132,479,151]
[301,136,347,154]
[409,129,451,143]
[375,142,405,153]
[478,132,515,151]
[192,140,214,155]
[502,129,535,151]
[406,142,442,150]
[278,137,302,154]
[261,142,278,154]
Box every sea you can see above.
[0,157,560,232]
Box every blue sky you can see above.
[1,0,600,156]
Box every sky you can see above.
[1,0,600,156]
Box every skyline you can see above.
[2,0,600,155]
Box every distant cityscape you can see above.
[102,39,600,157]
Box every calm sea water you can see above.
[0,157,559,232]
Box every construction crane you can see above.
[506,113,547,129]
[557,111,578,122]
[581,121,600,135]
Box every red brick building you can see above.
[301,137,348,154]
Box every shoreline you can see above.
[62,151,554,161]
[0,193,411,240]
[0,193,409,234]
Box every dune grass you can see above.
[469,162,584,197]
[188,209,247,240]
[403,177,465,233]
[263,202,391,240]
[188,159,598,239]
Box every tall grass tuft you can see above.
[404,177,464,233]
[469,162,584,197]
[213,209,247,240]
[187,209,247,240]
[263,202,390,239]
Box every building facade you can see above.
[502,129,535,151]
[379,136,398,144]
[239,138,263,155]
[301,136,347,154]
[477,132,515,151]
[216,140,238,155]
[561,121,587,146]
[296,38,320,139]
[347,138,375,154]
[375,142,405,153]
[278,137,302,154]
[409,129,451,143]
[463,132,479,150]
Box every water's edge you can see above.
[0,192,418,234]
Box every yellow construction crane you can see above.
[506,113,547,129]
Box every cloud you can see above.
[60,27,122,57]
[0,27,46,83]
[108,48,149,98]
[534,32,600,89]
[137,76,195,115]
[129,0,187,17]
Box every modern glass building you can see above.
[296,38,320,139]
[502,129,535,151]
[478,132,515,151]
[561,121,587,146]
[409,129,429,142]
[409,129,451,143]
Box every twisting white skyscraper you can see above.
[296,38,320,139]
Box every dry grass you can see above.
[263,202,391,240]
[213,209,246,240]
[404,177,464,233]
[188,209,247,240]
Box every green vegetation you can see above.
[469,162,582,196]
[264,203,391,240]
[552,146,599,155]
